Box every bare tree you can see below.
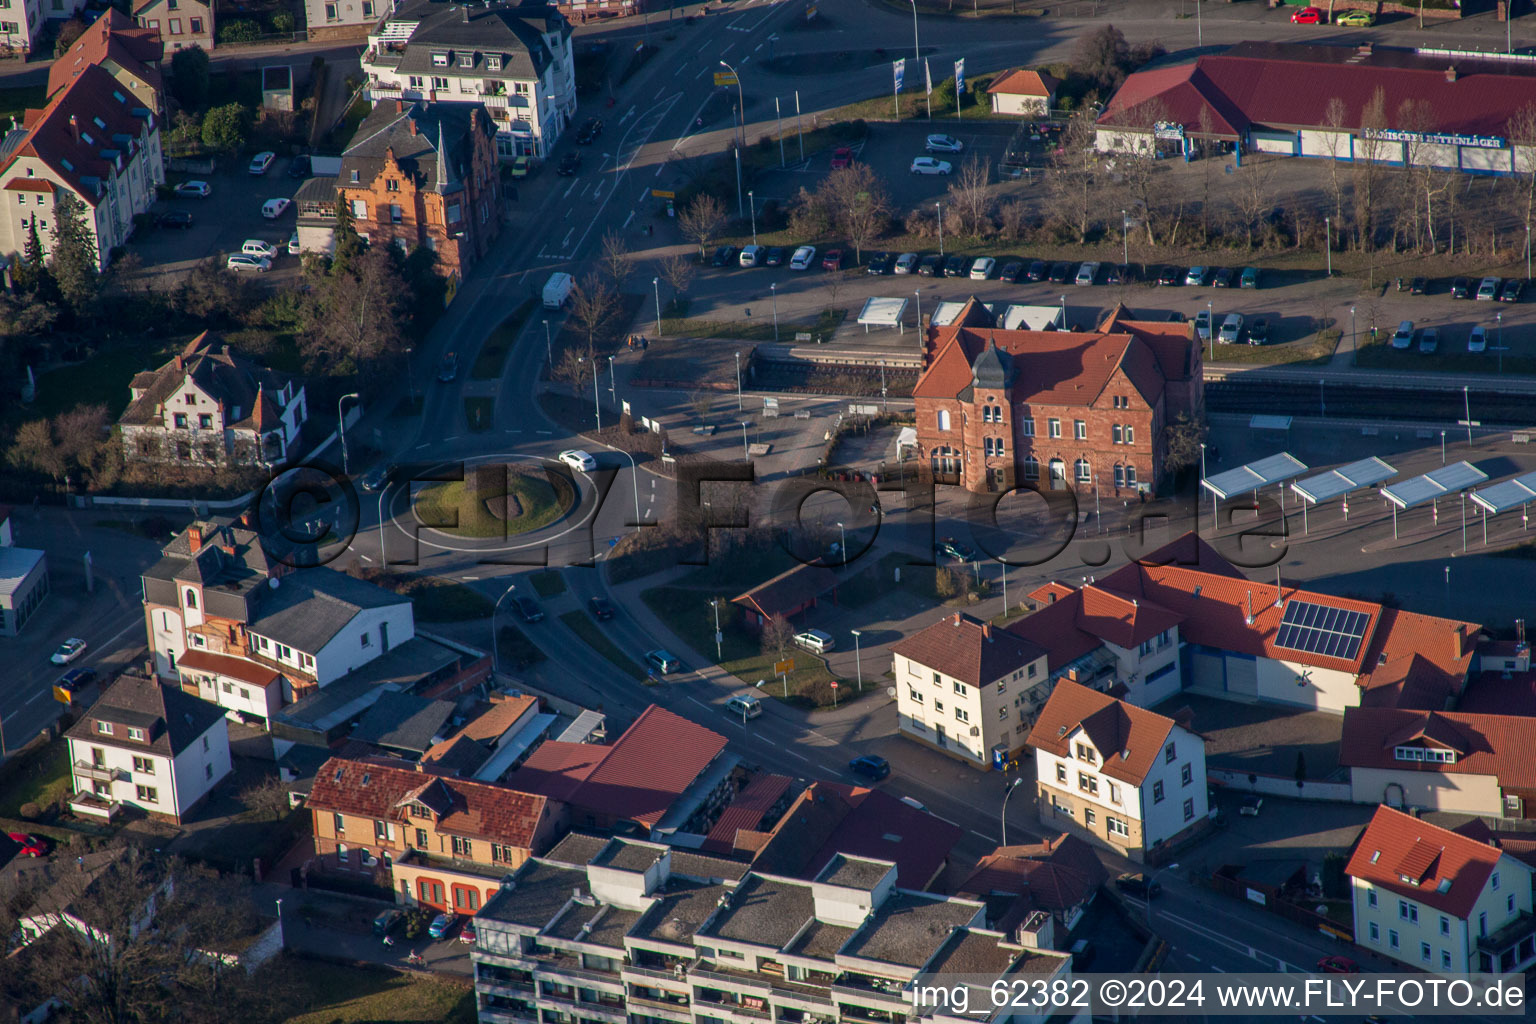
[239,774,293,821]
[1352,87,1390,251]
[1508,104,1536,264]
[760,612,794,659]
[946,155,994,237]
[818,164,891,260]
[657,254,696,312]
[1320,97,1350,232]
[552,348,589,394]
[688,391,714,425]
[1115,97,1171,247]
[598,229,632,290]
[568,273,618,356]
[1231,160,1276,249]
[1051,108,1099,242]
[1197,107,1216,244]
[8,418,68,486]
[678,193,727,259]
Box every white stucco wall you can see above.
[1255,657,1358,711]
[312,601,415,685]
[1348,767,1502,817]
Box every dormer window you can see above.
[127,727,145,741]
[486,55,502,71]
[458,51,474,68]
[97,721,113,735]
[432,51,449,67]
[1394,746,1456,764]
[1074,742,1096,764]
[93,117,106,129]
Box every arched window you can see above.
[1024,456,1039,480]
[1112,424,1123,445]
[1125,425,1135,444]
[983,437,993,456]
[1075,458,1091,483]
[936,409,951,432]
[1048,458,1066,489]
[1126,465,1138,486]
[185,589,198,610]
[1114,464,1125,487]
[981,406,992,424]
[994,436,1005,457]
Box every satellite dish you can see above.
[885,687,896,698]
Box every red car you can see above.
[1316,956,1359,974]
[822,249,843,270]
[830,146,853,169]
[1291,6,1323,23]
[7,832,51,858]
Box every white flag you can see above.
[925,59,932,95]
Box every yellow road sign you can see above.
[774,658,795,675]
[651,188,676,199]
[714,72,738,87]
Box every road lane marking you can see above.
[968,829,991,842]
[623,210,635,229]
[359,553,374,563]
[25,688,47,705]
[784,748,811,762]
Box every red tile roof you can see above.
[731,563,839,620]
[958,834,1108,913]
[1074,585,1183,650]
[507,705,728,830]
[176,649,283,688]
[1346,806,1506,920]
[1097,61,1250,138]
[1355,609,1479,709]
[913,326,1169,408]
[1340,708,1536,790]
[891,611,1045,687]
[987,69,1061,97]
[3,179,56,193]
[308,756,548,848]
[704,772,793,854]
[458,692,538,744]
[1026,680,1177,785]
[46,9,163,102]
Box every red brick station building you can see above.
[912,300,1202,497]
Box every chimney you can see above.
[1451,625,1463,661]
[1041,835,1052,853]
[69,114,80,144]
[982,622,992,641]
[395,99,404,113]
[953,612,962,626]
[187,525,204,551]
[408,119,417,136]
[1245,591,1254,626]
[1445,66,1458,83]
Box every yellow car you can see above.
[510,155,531,179]
[1334,9,1375,26]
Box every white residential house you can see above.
[1347,806,1536,974]
[305,0,385,42]
[1,0,93,58]
[0,61,162,271]
[1026,680,1208,863]
[64,673,232,823]
[891,611,1049,770]
[360,0,576,160]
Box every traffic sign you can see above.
[651,188,675,199]
[714,71,738,87]
[774,658,795,675]
[830,681,839,689]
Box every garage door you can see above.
[1251,132,1298,156]
[1224,653,1258,697]
[1189,647,1224,690]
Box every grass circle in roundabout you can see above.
[412,461,576,538]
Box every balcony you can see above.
[830,980,911,1014]
[1476,911,1536,972]
[696,993,771,1019]
[73,762,127,784]
[481,1009,539,1024]
[623,964,690,985]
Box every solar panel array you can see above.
[1274,600,1369,661]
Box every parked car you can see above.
[1114,873,1162,899]
[1468,325,1488,352]
[1335,10,1374,26]
[510,156,531,179]
[372,908,405,936]
[556,151,581,176]
[711,245,738,267]
[917,253,943,276]
[944,254,969,277]
[1410,276,1428,295]
[1027,259,1049,281]
[241,239,278,260]
[56,667,97,696]
[1194,308,1213,341]
[999,260,1024,282]
[559,449,597,472]
[588,596,615,621]
[1184,265,1210,286]
[459,921,477,944]
[427,913,456,939]
[288,230,301,255]
[910,157,952,175]
[226,254,271,273]
[513,596,544,623]
[1477,275,1502,300]
[925,133,963,153]
[158,210,193,229]
[970,257,996,280]
[866,251,894,275]
[894,252,919,274]
[1451,277,1471,299]
[248,151,276,175]
[1317,956,1360,974]
[361,465,390,492]
[288,154,312,179]
[848,755,890,781]
[575,117,603,143]
[644,649,680,675]
[261,197,292,218]
[1500,278,1525,302]
[1157,265,1183,286]
[790,245,817,270]
[1104,263,1125,285]
[1240,266,1261,289]
[725,694,763,720]
[794,629,835,653]
[1212,267,1234,288]
[1418,326,1439,354]
[6,832,50,858]
[1049,261,1074,283]
[1390,320,1415,349]
[1291,6,1323,24]
[51,638,87,665]
[1218,313,1244,344]
[738,245,762,268]
[763,246,786,267]
[830,146,854,169]
[437,352,457,382]
[174,180,211,198]
[1240,795,1264,816]
[821,249,843,271]
[936,537,977,562]
[1075,261,1100,286]
[1247,316,1270,344]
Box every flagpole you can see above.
[925,59,932,121]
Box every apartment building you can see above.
[470,835,1072,1024]
[306,756,559,916]
[118,332,307,468]
[361,0,576,159]
[132,0,213,54]
[1348,806,1535,974]
[47,10,165,117]
[0,61,161,270]
[63,673,232,823]
[1026,680,1207,863]
[890,611,1049,770]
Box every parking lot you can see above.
[129,155,305,288]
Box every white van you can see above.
[725,694,762,720]
[543,272,574,310]
[739,245,763,268]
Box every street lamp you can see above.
[1324,216,1332,277]
[711,598,723,661]
[935,201,944,255]
[1000,777,1024,846]
[836,521,846,564]
[914,289,922,333]
[1349,305,1356,355]
[851,628,863,691]
[652,278,662,337]
[907,0,919,62]
[543,319,553,365]
[735,351,743,410]
[1498,312,1505,375]
[770,282,779,342]
[720,59,745,150]
[608,355,616,405]
[1206,299,1214,362]
[492,582,518,675]
[748,190,758,246]
[741,420,750,458]
[338,393,360,475]
[1121,208,1128,266]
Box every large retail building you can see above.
[1096,41,1536,175]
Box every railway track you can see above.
[1206,377,1536,427]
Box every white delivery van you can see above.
[543,272,574,310]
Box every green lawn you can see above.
[28,340,179,421]
[414,472,570,539]
[0,738,70,819]
[659,309,846,343]
[271,959,475,1024]
[0,84,45,131]
[558,611,648,680]
[1210,329,1339,367]
[471,300,537,380]
[529,570,567,597]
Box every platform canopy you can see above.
[1379,461,1488,510]
[1249,415,1293,431]
[1291,456,1398,506]
[1000,304,1066,331]
[1470,470,1536,514]
[857,296,909,329]
[1201,452,1308,500]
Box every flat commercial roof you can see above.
[1292,456,1399,505]
[1470,469,1536,514]
[857,296,908,327]
[1000,304,1065,331]
[1380,461,1489,510]
[1201,452,1308,500]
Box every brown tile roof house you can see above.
[1346,806,1505,920]
[308,756,549,849]
[892,612,1045,688]
[987,68,1061,98]
[1026,680,1175,786]
[47,9,164,110]
[703,772,794,855]
[958,834,1109,921]
[506,704,729,831]
[65,673,225,760]
[731,563,839,626]
[1341,708,1536,790]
